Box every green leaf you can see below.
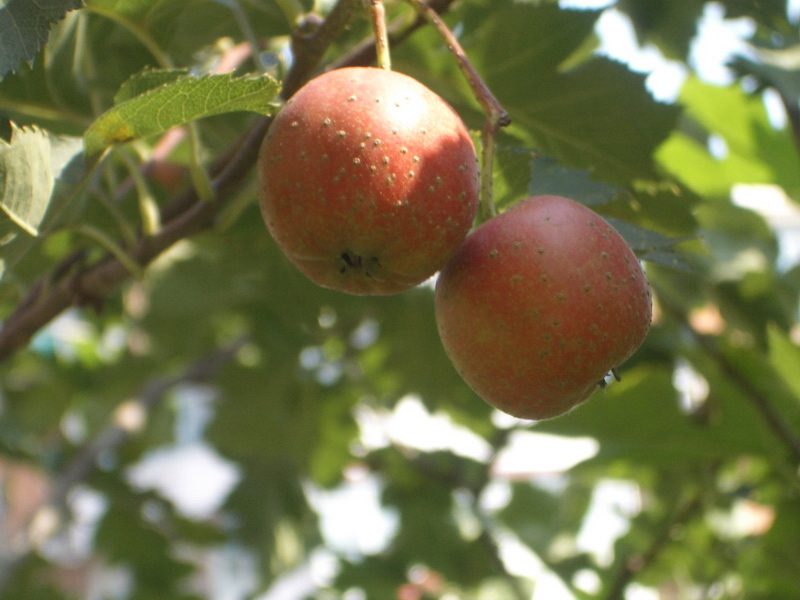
[114,67,188,104]
[87,0,175,21]
[493,144,536,211]
[535,365,789,464]
[731,48,800,109]
[0,122,83,236]
[0,123,52,236]
[86,0,187,49]
[616,0,704,61]
[602,217,696,272]
[605,217,688,254]
[657,77,800,198]
[396,2,679,185]
[0,122,84,282]
[766,324,800,403]
[465,2,681,184]
[83,71,280,157]
[719,0,790,32]
[638,248,697,272]
[0,0,83,79]
[527,154,622,206]
[515,57,681,184]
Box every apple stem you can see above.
[370,0,392,70]
[404,0,510,221]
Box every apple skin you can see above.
[258,67,479,295]
[434,195,652,420]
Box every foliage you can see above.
[1,0,800,599]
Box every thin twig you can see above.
[404,0,508,128]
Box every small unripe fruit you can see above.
[435,195,652,420]
[258,67,479,295]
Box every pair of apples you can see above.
[257,67,652,420]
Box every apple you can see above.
[258,67,479,295]
[434,195,652,420]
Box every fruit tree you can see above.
[1,1,800,599]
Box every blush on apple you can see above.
[258,67,479,295]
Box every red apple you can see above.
[258,67,479,295]
[434,195,652,420]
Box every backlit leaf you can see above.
[658,77,800,198]
[0,122,83,236]
[464,2,681,184]
[83,71,280,157]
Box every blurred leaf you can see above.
[767,324,800,402]
[0,554,71,599]
[86,0,186,49]
[744,494,800,598]
[83,71,280,157]
[87,0,176,21]
[718,337,800,428]
[617,0,703,61]
[719,0,792,34]
[499,481,591,559]
[658,77,800,198]
[222,458,319,568]
[309,389,361,488]
[695,201,779,282]
[604,217,686,254]
[0,0,83,79]
[638,248,697,272]
[94,480,197,594]
[375,447,497,585]
[731,47,800,109]
[536,365,788,464]
[335,555,407,598]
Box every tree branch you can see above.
[0,0,362,364]
[0,119,267,362]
